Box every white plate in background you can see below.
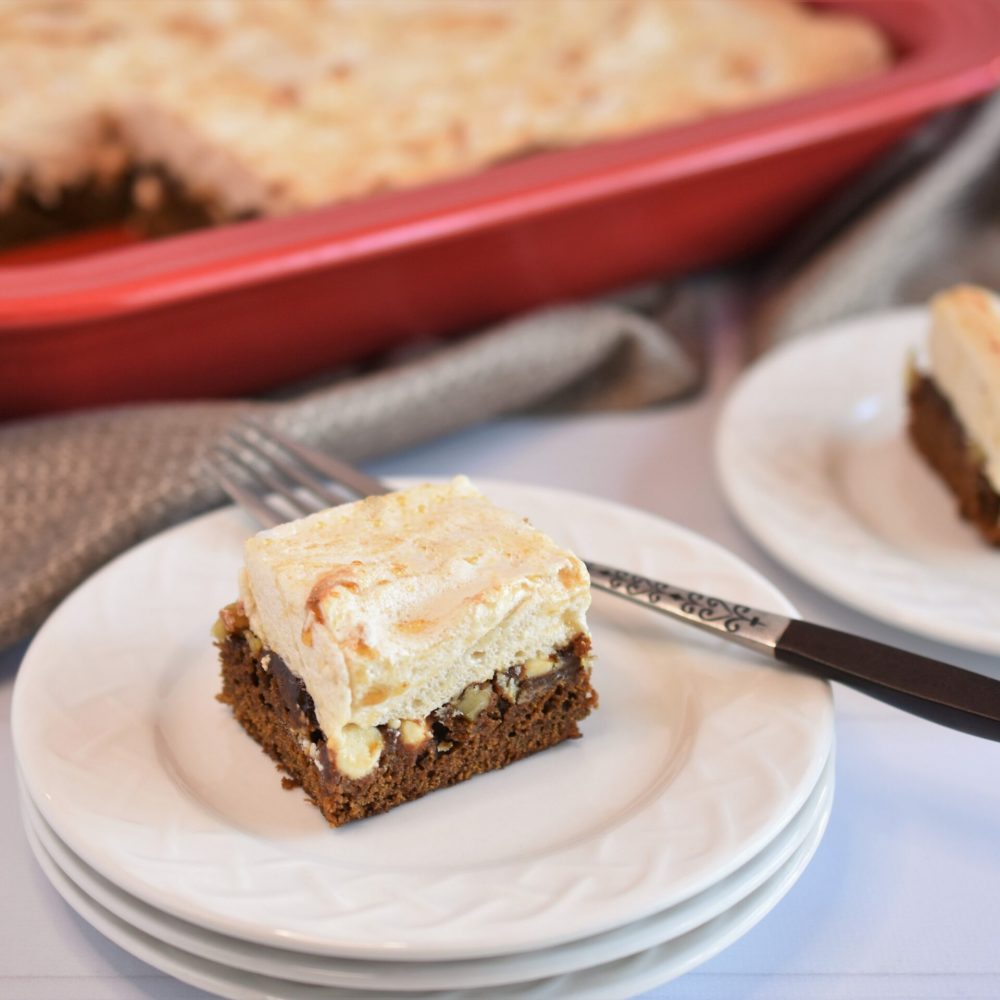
[717,309,1000,654]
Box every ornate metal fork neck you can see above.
[585,562,789,654]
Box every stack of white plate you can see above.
[13,481,835,999]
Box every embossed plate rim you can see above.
[18,752,833,990]
[13,479,833,960]
[20,770,833,1000]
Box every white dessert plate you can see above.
[19,750,833,991]
[21,777,832,1000]
[717,308,1000,654]
[12,479,832,961]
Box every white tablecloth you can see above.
[4,316,999,1000]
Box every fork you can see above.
[209,418,1000,743]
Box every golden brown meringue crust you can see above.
[238,477,592,755]
[927,286,1000,493]
[1,0,889,217]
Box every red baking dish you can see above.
[2,0,999,420]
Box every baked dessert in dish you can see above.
[1,0,889,247]
[907,285,1000,545]
[215,477,597,826]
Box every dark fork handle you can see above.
[776,621,1000,742]
[587,562,1000,743]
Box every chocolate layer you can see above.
[216,628,597,826]
[0,165,237,251]
[908,373,1000,545]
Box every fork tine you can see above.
[210,417,388,530]
[228,425,358,509]
[241,417,389,499]
[213,442,318,522]
[209,451,290,527]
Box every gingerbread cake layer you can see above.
[908,373,1000,545]
[217,627,597,827]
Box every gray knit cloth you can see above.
[2,299,700,647]
[5,92,1000,649]
[757,93,1000,344]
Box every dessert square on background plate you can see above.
[2,0,1000,418]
